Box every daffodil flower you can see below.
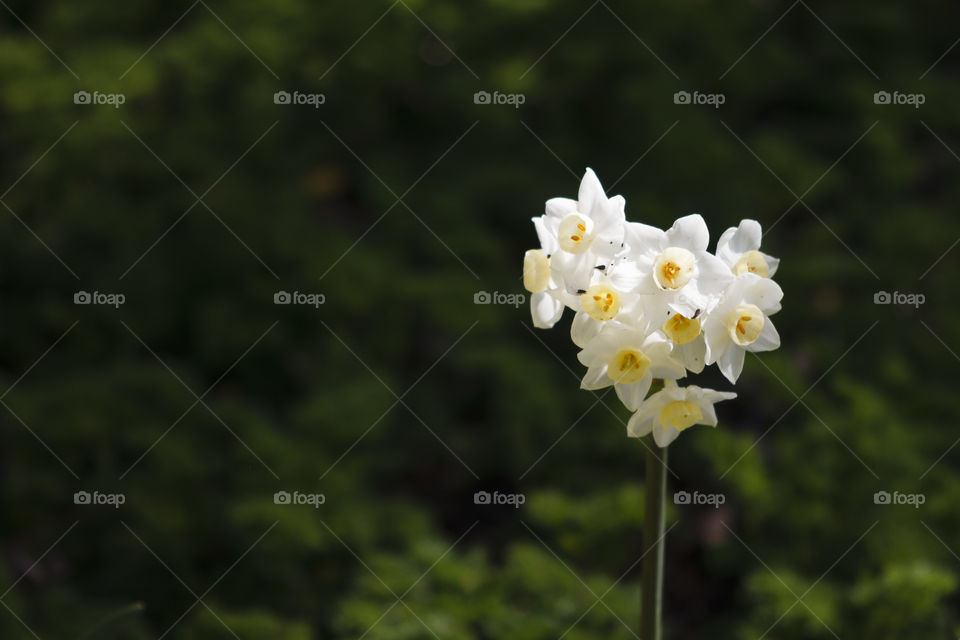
[576,323,686,410]
[715,219,780,278]
[567,259,648,346]
[703,273,783,383]
[534,168,628,294]
[627,380,737,446]
[624,214,732,319]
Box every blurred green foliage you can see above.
[0,0,959,638]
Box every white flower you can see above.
[568,260,648,347]
[624,214,732,320]
[703,273,783,383]
[576,323,685,410]
[627,381,737,447]
[535,168,627,294]
[715,219,780,278]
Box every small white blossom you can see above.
[576,323,685,411]
[703,273,783,383]
[627,381,737,447]
[624,214,732,320]
[534,168,627,294]
[715,219,780,278]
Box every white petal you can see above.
[632,270,660,296]
[626,222,666,254]
[646,341,686,380]
[593,195,626,246]
[676,339,706,374]
[665,214,709,253]
[748,318,780,352]
[747,276,783,314]
[545,197,577,220]
[717,346,746,383]
[531,291,564,329]
[653,425,680,447]
[728,220,762,254]
[607,260,645,292]
[700,388,738,403]
[695,253,734,296]
[552,251,595,294]
[533,217,559,255]
[702,315,729,365]
[578,168,605,213]
[577,325,624,366]
[668,289,704,317]
[700,403,719,427]
[570,311,601,348]
[697,389,736,426]
[616,377,652,411]
[581,365,610,390]
[764,253,780,277]
[715,226,738,266]
[627,411,653,438]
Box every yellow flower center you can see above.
[607,347,651,384]
[658,401,703,431]
[558,213,595,254]
[523,249,551,293]
[733,250,769,277]
[727,303,764,346]
[580,285,621,322]
[662,314,701,344]
[653,247,695,290]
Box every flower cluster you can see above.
[524,169,783,447]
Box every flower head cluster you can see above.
[524,169,784,446]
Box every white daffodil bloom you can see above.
[576,323,686,410]
[703,273,783,383]
[625,214,733,319]
[534,168,628,295]
[715,219,780,278]
[627,380,737,447]
[568,259,648,347]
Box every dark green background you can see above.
[0,1,958,638]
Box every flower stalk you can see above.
[641,435,667,640]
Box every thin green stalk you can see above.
[641,436,667,640]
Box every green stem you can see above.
[641,436,667,640]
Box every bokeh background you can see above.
[1,1,958,638]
